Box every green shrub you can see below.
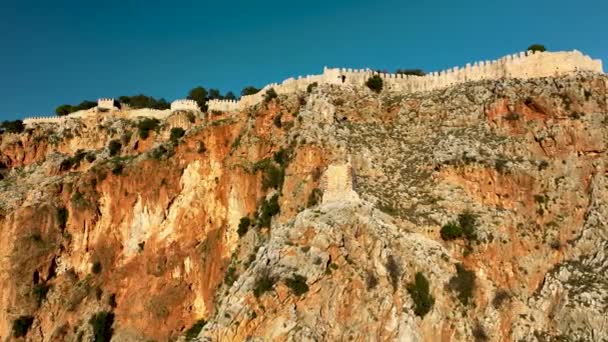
[307,82,318,93]
[32,283,51,306]
[107,140,122,156]
[264,88,278,103]
[1,120,25,133]
[406,272,435,317]
[111,163,123,175]
[71,191,89,208]
[307,188,323,207]
[440,211,478,241]
[92,261,102,274]
[440,222,463,240]
[285,274,309,296]
[187,86,208,110]
[448,263,476,306]
[89,311,114,342]
[257,194,280,228]
[224,265,237,286]
[527,44,546,53]
[262,164,285,191]
[57,207,68,230]
[12,315,34,338]
[458,211,478,241]
[273,148,291,167]
[184,319,206,341]
[366,75,383,93]
[237,217,251,237]
[386,255,401,290]
[492,289,510,308]
[137,118,160,139]
[170,127,185,143]
[241,86,259,96]
[273,114,282,128]
[253,271,275,298]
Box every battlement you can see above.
[97,98,115,110]
[23,116,66,125]
[171,99,200,111]
[207,50,603,112]
[207,99,239,112]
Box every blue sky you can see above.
[1,0,606,121]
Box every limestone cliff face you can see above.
[0,72,607,341]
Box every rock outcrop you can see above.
[0,71,607,341]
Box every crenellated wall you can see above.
[171,99,200,111]
[207,50,603,112]
[23,116,66,125]
[98,98,115,110]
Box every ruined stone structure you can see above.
[322,160,360,204]
[207,50,603,112]
[97,98,116,110]
[170,99,200,112]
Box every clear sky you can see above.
[1,0,606,121]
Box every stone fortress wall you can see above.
[170,99,199,111]
[23,50,603,125]
[207,50,603,112]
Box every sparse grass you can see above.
[224,265,237,286]
[285,274,309,296]
[447,263,476,306]
[406,272,435,317]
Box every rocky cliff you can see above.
[0,72,607,341]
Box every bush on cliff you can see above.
[89,311,114,342]
[366,75,383,93]
[257,194,280,228]
[241,86,260,96]
[527,44,546,52]
[264,88,278,103]
[107,140,122,156]
[440,211,478,241]
[285,274,309,296]
[253,271,276,298]
[12,315,34,338]
[237,217,251,237]
[1,120,25,133]
[184,319,207,340]
[170,127,185,143]
[448,263,476,306]
[137,118,160,139]
[407,272,435,317]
